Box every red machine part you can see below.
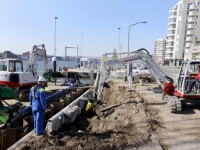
[163,82,175,95]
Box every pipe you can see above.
[10,84,78,124]
[45,89,90,133]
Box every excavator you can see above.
[0,44,48,100]
[93,48,200,114]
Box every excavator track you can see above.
[166,96,182,113]
[175,98,182,113]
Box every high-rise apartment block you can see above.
[166,0,200,64]
[154,38,166,63]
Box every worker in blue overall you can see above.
[29,76,47,135]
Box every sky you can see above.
[0,0,178,57]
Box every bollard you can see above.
[52,56,57,73]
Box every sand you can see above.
[25,81,163,150]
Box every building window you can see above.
[198,2,200,5]
[178,21,181,27]
[195,22,198,25]
[196,15,199,18]
[197,9,199,12]
[179,9,182,16]
[180,3,183,9]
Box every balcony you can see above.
[169,13,177,16]
[166,50,173,54]
[167,28,175,32]
[165,56,173,59]
[168,22,176,26]
[189,11,196,16]
[185,49,190,53]
[167,41,174,45]
[167,38,174,42]
[167,26,176,30]
[169,9,177,14]
[166,44,174,48]
[190,5,196,10]
[167,31,175,37]
[168,15,176,20]
[186,42,192,48]
[190,47,200,53]
[188,17,195,23]
[187,30,194,35]
[186,36,193,42]
[188,24,194,29]
[167,33,175,37]
[168,20,176,26]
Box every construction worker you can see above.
[185,65,200,93]
[29,76,47,135]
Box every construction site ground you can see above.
[7,66,200,150]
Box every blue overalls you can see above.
[29,84,47,135]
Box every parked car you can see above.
[132,66,151,76]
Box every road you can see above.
[134,83,200,150]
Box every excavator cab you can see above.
[176,60,200,95]
[8,60,23,72]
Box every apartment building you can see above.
[166,0,200,65]
[154,38,166,64]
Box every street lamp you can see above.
[127,21,146,91]
[128,21,147,54]
[81,34,83,57]
[117,28,121,58]
[54,17,58,56]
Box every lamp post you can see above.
[54,17,58,56]
[117,28,121,58]
[81,34,83,57]
[127,21,147,91]
[128,21,147,55]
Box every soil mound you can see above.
[26,81,163,150]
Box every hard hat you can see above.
[38,76,46,82]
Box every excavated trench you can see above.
[24,81,164,150]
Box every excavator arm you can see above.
[25,44,48,77]
[93,48,174,101]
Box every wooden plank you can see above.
[2,128,17,150]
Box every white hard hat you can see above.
[38,76,46,82]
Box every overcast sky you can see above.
[0,0,178,57]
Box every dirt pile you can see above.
[25,81,163,150]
